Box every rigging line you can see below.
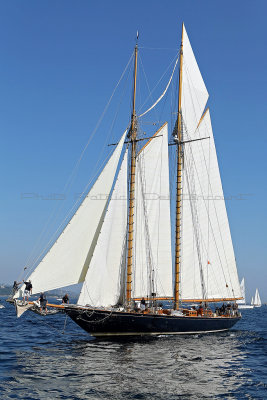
[183,133,216,292]
[184,147,207,299]
[21,52,134,278]
[117,230,127,306]
[183,138,229,298]
[139,46,179,51]
[154,137,169,299]
[24,150,113,277]
[24,127,130,277]
[62,51,134,189]
[108,59,133,143]
[81,149,129,305]
[207,131,211,298]
[137,154,155,297]
[139,53,160,124]
[198,123,236,295]
[82,279,96,308]
[183,61,232,279]
[138,55,179,118]
[137,52,179,116]
[184,149,223,298]
[29,309,75,336]
[182,64,234,296]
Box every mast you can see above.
[126,41,138,308]
[174,24,184,310]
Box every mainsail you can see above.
[78,150,128,307]
[180,109,241,301]
[133,123,173,299]
[252,289,261,307]
[237,278,245,304]
[15,132,126,297]
[181,24,209,139]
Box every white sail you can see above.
[180,110,241,301]
[251,296,254,306]
[133,123,173,299]
[181,24,209,138]
[15,132,126,297]
[237,278,245,304]
[78,150,128,307]
[253,288,261,307]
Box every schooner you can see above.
[13,24,242,336]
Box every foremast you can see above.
[126,42,138,309]
[174,24,184,310]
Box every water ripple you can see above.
[0,301,266,399]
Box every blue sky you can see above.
[0,1,266,301]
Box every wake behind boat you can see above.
[12,23,242,336]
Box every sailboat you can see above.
[237,278,254,309]
[252,288,261,308]
[13,24,242,336]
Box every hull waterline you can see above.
[65,307,241,337]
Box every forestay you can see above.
[180,110,241,300]
[15,132,126,297]
[133,123,173,299]
[78,150,128,307]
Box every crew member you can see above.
[23,280,32,302]
[39,292,47,314]
[62,294,69,304]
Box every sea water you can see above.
[0,299,266,399]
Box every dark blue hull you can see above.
[65,307,241,337]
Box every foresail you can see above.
[15,132,126,297]
[181,24,209,138]
[78,149,128,307]
[133,123,173,299]
[180,110,241,301]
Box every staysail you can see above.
[15,132,126,297]
[133,123,173,299]
[180,110,241,301]
[78,149,128,307]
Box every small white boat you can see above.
[252,288,262,308]
[237,278,254,309]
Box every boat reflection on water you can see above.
[8,332,249,399]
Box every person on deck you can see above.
[38,292,47,314]
[197,304,203,316]
[226,303,231,316]
[140,298,146,311]
[220,303,226,315]
[12,280,22,296]
[23,280,32,302]
[62,294,69,304]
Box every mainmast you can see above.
[126,42,138,308]
[174,24,184,310]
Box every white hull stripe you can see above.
[93,328,229,337]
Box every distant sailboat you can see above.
[11,23,242,336]
[252,288,262,308]
[237,278,254,309]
